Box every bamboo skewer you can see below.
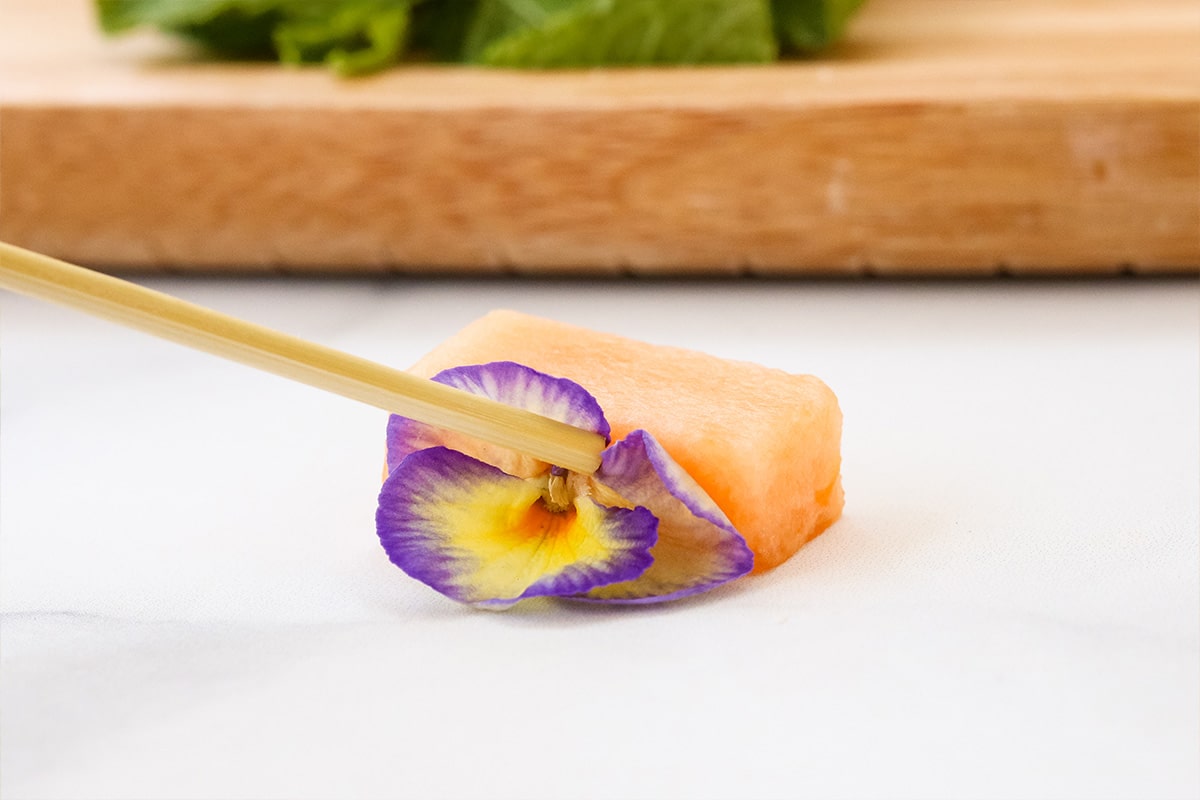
[0,241,605,474]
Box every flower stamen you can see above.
[544,469,572,512]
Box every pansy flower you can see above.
[376,361,753,607]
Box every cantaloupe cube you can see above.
[408,310,843,573]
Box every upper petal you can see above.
[582,430,754,603]
[387,361,611,478]
[377,446,656,606]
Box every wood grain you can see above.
[2,0,1197,274]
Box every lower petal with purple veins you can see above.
[377,447,656,606]
[581,430,754,603]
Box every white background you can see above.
[2,277,1197,799]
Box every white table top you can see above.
[2,276,1197,800]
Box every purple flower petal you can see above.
[387,361,611,478]
[580,430,754,603]
[377,446,656,606]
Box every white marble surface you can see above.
[1,277,1197,800]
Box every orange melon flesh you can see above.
[409,310,843,573]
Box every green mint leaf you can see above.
[409,0,480,61]
[96,0,867,71]
[771,0,865,53]
[95,0,252,33]
[460,0,583,62]
[99,0,306,58]
[95,1,413,72]
[474,0,778,68]
[97,1,295,58]
[274,2,412,76]
[174,6,287,59]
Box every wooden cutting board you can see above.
[2,0,1197,275]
